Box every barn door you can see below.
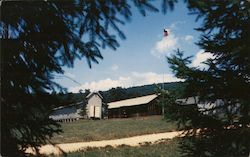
[95,106,100,118]
[90,106,101,118]
[90,106,95,117]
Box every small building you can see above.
[107,94,162,118]
[49,92,106,122]
[86,92,106,119]
[49,102,84,122]
[176,97,199,106]
[176,96,225,115]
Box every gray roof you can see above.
[86,92,103,99]
[108,94,159,109]
[49,103,83,120]
[52,101,84,111]
[176,96,199,105]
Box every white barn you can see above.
[85,92,105,119]
[49,92,106,121]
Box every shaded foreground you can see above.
[51,116,177,144]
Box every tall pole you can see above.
[162,74,165,116]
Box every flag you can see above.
[163,29,168,37]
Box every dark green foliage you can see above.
[100,82,184,103]
[101,87,128,103]
[55,82,184,105]
[124,82,184,97]
[167,49,193,80]
[179,128,250,157]
[167,0,250,126]
[79,89,90,117]
[164,0,250,156]
[1,93,62,157]
[54,89,91,108]
[1,1,177,156]
[185,0,250,104]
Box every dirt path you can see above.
[26,130,183,156]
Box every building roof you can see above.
[108,94,159,109]
[176,96,199,105]
[52,101,84,111]
[86,92,103,99]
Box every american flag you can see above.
[163,29,168,37]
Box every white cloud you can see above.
[151,32,179,57]
[192,50,214,68]
[111,64,119,71]
[169,21,186,30]
[184,35,193,42]
[130,72,182,86]
[69,72,183,92]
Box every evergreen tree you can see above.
[0,1,169,156]
[166,0,250,156]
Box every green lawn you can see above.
[51,138,181,157]
[50,116,177,144]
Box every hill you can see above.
[101,82,184,103]
[54,81,185,107]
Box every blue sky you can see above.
[55,1,212,93]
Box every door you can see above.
[89,105,94,117]
[95,106,100,118]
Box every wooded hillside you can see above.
[55,81,185,108]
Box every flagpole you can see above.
[162,73,165,116]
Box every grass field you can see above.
[51,138,181,157]
[50,116,177,144]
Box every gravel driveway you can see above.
[26,130,183,156]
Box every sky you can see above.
[55,1,213,93]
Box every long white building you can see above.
[49,92,106,121]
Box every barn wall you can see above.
[147,99,162,115]
[108,100,162,118]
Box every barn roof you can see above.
[52,101,84,111]
[108,94,159,109]
[86,92,103,99]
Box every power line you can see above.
[53,74,82,86]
